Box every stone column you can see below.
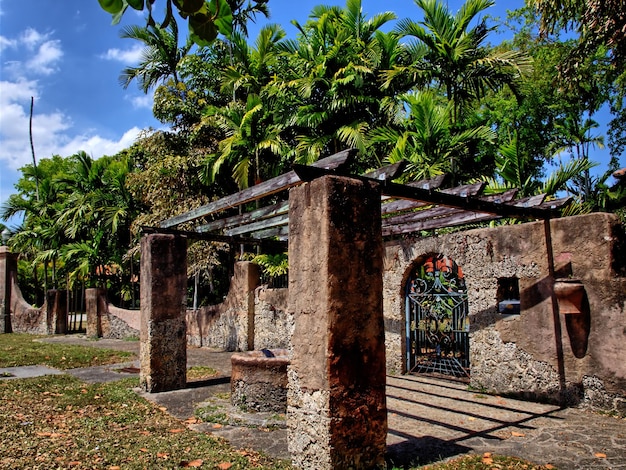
[86,287,107,338]
[236,261,260,351]
[0,246,16,333]
[46,289,67,334]
[287,175,387,469]
[139,233,187,392]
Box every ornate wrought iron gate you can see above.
[405,254,470,378]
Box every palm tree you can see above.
[277,0,398,165]
[119,20,192,93]
[206,94,286,189]
[549,114,605,201]
[386,0,531,124]
[55,152,137,288]
[486,133,597,199]
[203,24,289,189]
[227,0,270,38]
[222,24,286,98]
[370,91,496,181]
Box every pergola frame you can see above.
[152,149,570,242]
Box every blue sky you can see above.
[0,0,619,227]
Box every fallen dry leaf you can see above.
[212,423,223,429]
[36,432,63,438]
[180,459,204,467]
[139,448,148,453]
[217,462,232,470]
[169,428,185,433]
[545,465,555,469]
[157,452,169,459]
[109,466,121,470]
[595,452,607,458]
[483,452,492,458]
[158,406,168,412]
[511,431,526,437]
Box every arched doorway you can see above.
[405,254,470,378]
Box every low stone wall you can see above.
[382,213,626,414]
[186,262,291,352]
[85,288,139,339]
[187,262,258,351]
[10,281,67,335]
[9,280,47,334]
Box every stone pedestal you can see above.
[139,234,187,392]
[0,246,16,333]
[287,175,387,469]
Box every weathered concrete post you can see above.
[46,289,67,334]
[139,233,187,392]
[0,246,16,333]
[287,175,387,469]
[86,287,107,338]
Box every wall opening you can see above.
[497,277,520,315]
[405,254,470,379]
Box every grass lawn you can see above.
[0,333,133,369]
[0,334,554,469]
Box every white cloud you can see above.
[20,28,48,50]
[0,35,17,51]
[57,127,143,160]
[1,27,63,78]
[127,94,153,109]
[26,39,63,75]
[0,77,141,170]
[100,44,144,64]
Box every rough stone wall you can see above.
[9,280,47,334]
[186,261,259,351]
[86,288,140,339]
[9,280,67,335]
[382,213,626,413]
[1,247,16,333]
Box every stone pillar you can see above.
[139,233,187,392]
[0,246,16,333]
[237,261,260,350]
[46,289,68,334]
[86,287,107,337]
[287,175,387,469]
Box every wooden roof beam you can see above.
[292,164,562,220]
[160,149,357,228]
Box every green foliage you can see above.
[6,0,623,308]
[97,0,233,44]
[250,253,288,279]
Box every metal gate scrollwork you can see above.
[405,254,470,378]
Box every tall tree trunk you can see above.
[29,97,39,202]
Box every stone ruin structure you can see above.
[2,151,626,468]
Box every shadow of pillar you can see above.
[563,291,591,359]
